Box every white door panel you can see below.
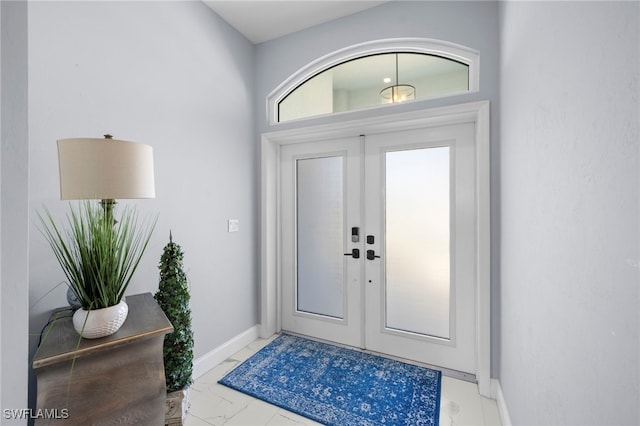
[280,123,478,375]
[280,138,362,348]
[364,123,476,373]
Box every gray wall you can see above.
[1,1,30,421]
[499,2,639,424]
[255,0,501,376]
[26,0,257,405]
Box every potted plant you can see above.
[154,233,194,426]
[38,201,156,338]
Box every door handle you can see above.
[344,248,360,259]
[366,249,380,260]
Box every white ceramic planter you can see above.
[72,300,129,339]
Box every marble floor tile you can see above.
[186,336,501,426]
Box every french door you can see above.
[280,123,477,374]
[280,136,363,347]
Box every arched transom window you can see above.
[270,39,479,124]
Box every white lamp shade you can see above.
[57,138,155,200]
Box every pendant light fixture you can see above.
[380,53,415,104]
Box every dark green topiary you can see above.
[154,232,194,393]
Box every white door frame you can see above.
[260,101,491,396]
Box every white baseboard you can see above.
[192,325,261,380]
[491,379,512,426]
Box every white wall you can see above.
[1,0,3,410]
[256,0,502,376]
[500,2,639,424]
[27,0,257,406]
[1,0,29,421]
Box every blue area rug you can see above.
[218,334,441,425]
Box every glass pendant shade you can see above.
[380,84,416,104]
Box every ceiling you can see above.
[203,1,390,44]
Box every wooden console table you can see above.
[32,293,174,425]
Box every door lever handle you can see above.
[344,248,360,259]
[366,249,380,260]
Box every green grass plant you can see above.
[38,201,156,310]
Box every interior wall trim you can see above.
[492,378,512,426]
[192,325,260,380]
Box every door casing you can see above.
[260,101,491,396]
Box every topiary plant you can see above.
[155,232,194,394]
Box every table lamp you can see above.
[57,134,155,221]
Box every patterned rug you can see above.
[218,334,441,425]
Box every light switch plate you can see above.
[228,219,239,233]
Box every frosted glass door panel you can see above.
[296,156,344,319]
[385,147,450,339]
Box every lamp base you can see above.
[100,198,117,224]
